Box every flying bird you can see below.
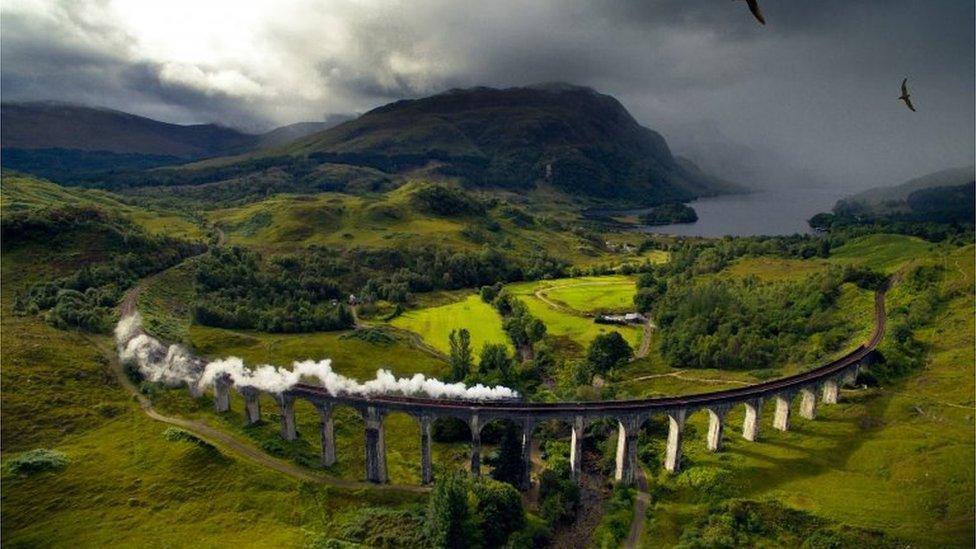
[736,0,766,25]
[899,78,916,112]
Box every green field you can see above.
[505,277,644,353]
[535,275,637,312]
[389,293,511,355]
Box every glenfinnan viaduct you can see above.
[206,288,885,489]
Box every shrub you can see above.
[7,449,69,475]
[162,427,217,452]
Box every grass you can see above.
[0,235,432,546]
[0,173,207,242]
[204,182,602,263]
[828,233,935,273]
[505,278,645,354]
[535,275,637,312]
[389,293,511,355]
[722,256,830,282]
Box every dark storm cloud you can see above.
[2,0,973,188]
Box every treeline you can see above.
[810,183,975,244]
[8,205,204,333]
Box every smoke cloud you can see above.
[115,313,518,400]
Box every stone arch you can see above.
[380,410,423,484]
[320,402,367,479]
[478,417,523,484]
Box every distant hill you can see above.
[126,84,739,205]
[0,102,347,181]
[810,166,975,232]
[843,166,975,208]
[257,115,355,148]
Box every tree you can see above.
[427,471,476,549]
[448,328,474,382]
[488,422,523,487]
[471,478,525,547]
[479,343,514,384]
[586,332,633,374]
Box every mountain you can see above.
[0,102,348,181]
[842,166,976,207]
[132,84,739,205]
[810,166,976,230]
[257,115,355,148]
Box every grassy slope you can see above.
[390,293,511,354]
[0,221,426,546]
[506,278,643,353]
[204,181,597,261]
[537,275,637,312]
[1,173,207,241]
[641,237,975,547]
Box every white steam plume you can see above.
[115,314,518,400]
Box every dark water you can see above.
[614,188,845,237]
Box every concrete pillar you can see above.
[241,387,261,425]
[664,409,686,473]
[800,388,818,420]
[469,415,481,478]
[520,418,534,491]
[822,379,839,404]
[773,395,791,431]
[706,408,725,451]
[614,417,640,485]
[570,415,585,483]
[364,407,387,483]
[742,399,762,442]
[318,405,336,467]
[844,364,860,387]
[420,415,433,485]
[278,395,296,441]
[213,375,230,413]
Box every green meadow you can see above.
[505,277,643,353]
[535,275,638,312]
[389,293,511,355]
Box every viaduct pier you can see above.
[208,287,886,488]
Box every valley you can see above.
[0,76,973,549]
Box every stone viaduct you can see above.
[207,288,886,489]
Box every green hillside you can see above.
[110,84,738,205]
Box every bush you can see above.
[162,427,218,452]
[591,485,635,549]
[472,478,525,546]
[7,448,69,475]
[334,506,428,547]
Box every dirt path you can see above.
[634,318,653,359]
[623,465,650,549]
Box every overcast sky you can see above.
[2,0,973,190]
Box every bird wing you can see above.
[746,0,766,24]
[901,78,908,96]
[902,96,916,112]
